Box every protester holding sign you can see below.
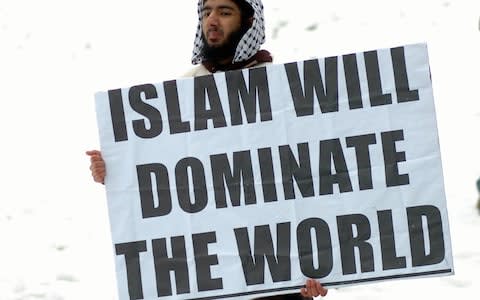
[88,0,454,296]
[87,0,327,299]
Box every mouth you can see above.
[207,29,223,43]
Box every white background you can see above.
[0,0,479,299]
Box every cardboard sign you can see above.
[94,43,453,300]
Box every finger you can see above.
[310,279,320,297]
[300,287,308,297]
[300,280,310,297]
[90,161,105,170]
[309,279,317,295]
[93,175,105,184]
[316,281,328,297]
[90,162,105,174]
[90,159,105,168]
[91,168,106,178]
[89,154,104,161]
[92,168,106,177]
[86,150,101,156]
[91,168,106,180]
[90,156,105,163]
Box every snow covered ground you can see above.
[0,0,479,299]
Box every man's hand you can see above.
[300,278,328,298]
[86,150,106,184]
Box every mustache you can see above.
[206,26,223,34]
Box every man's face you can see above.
[202,0,243,48]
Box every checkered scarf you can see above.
[191,0,266,64]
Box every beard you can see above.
[201,23,250,63]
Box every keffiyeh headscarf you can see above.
[191,0,266,65]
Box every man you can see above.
[87,0,327,299]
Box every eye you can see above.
[220,11,232,16]
[202,10,211,18]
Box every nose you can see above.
[205,11,219,26]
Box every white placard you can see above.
[94,43,453,300]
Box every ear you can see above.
[248,16,254,27]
